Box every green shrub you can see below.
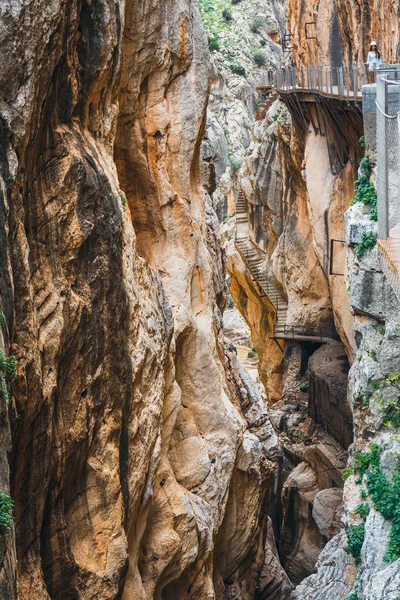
[250,16,264,33]
[230,64,246,77]
[359,135,365,147]
[0,353,17,404]
[369,348,377,361]
[356,503,370,519]
[271,106,289,124]
[344,586,359,600]
[222,211,236,224]
[0,492,14,536]
[351,154,377,221]
[0,310,4,326]
[208,35,220,52]
[119,191,127,208]
[247,348,257,359]
[222,7,233,21]
[366,459,400,561]
[7,174,14,184]
[355,232,377,260]
[360,155,371,173]
[346,523,365,562]
[379,326,386,336]
[253,50,267,67]
[360,489,368,499]
[346,444,400,562]
[0,353,17,383]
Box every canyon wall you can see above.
[0,0,290,598]
[225,0,400,596]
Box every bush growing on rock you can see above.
[346,523,365,562]
[208,35,220,52]
[355,232,377,259]
[250,16,264,33]
[222,8,233,22]
[229,64,246,77]
[0,493,13,536]
[253,50,267,67]
[351,154,377,221]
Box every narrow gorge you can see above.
[0,0,399,598]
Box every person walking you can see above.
[367,41,382,83]
[268,66,275,85]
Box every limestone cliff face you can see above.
[289,0,400,71]
[0,0,288,598]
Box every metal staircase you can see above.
[234,191,338,343]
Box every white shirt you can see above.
[367,51,382,69]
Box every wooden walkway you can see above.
[234,192,338,343]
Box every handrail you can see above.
[275,64,400,100]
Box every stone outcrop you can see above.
[280,462,326,583]
[308,342,352,449]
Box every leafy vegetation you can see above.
[371,373,400,428]
[0,310,4,326]
[0,353,17,383]
[253,50,267,67]
[271,105,289,125]
[119,191,127,208]
[250,16,264,33]
[359,135,365,148]
[7,174,14,184]
[344,444,400,562]
[351,154,377,221]
[199,0,268,78]
[208,35,220,52]
[355,232,377,260]
[247,347,257,358]
[222,7,233,21]
[0,493,13,536]
[230,64,246,77]
[346,523,365,562]
[368,347,378,361]
[0,352,17,403]
[356,502,370,520]
[222,211,235,224]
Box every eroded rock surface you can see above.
[0,0,289,597]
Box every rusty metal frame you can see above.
[305,22,317,40]
[329,239,347,275]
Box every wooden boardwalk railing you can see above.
[257,64,400,103]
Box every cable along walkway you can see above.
[234,191,338,343]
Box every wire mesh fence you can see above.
[376,71,400,301]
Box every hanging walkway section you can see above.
[234,192,338,343]
[266,65,366,174]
